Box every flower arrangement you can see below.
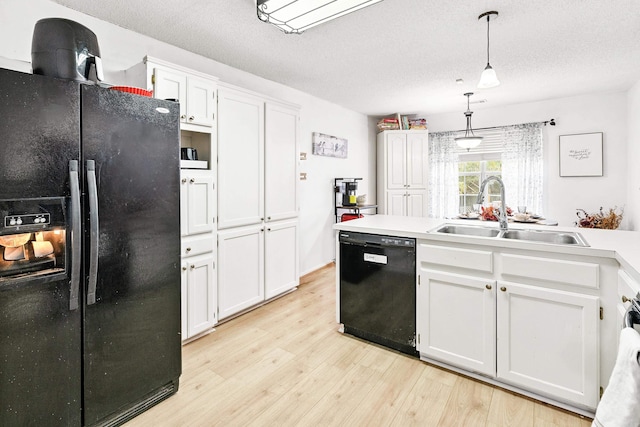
[575,206,624,229]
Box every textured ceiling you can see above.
[52,0,640,116]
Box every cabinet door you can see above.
[218,225,264,320]
[265,219,298,300]
[418,270,496,377]
[265,103,298,222]
[186,77,216,127]
[185,254,216,338]
[217,89,264,229]
[386,133,407,189]
[406,132,428,188]
[406,190,427,217]
[185,173,215,235]
[387,190,407,216]
[153,68,187,121]
[496,281,599,409]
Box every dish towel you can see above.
[593,327,640,427]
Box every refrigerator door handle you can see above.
[86,160,99,305]
[69,160,81,311]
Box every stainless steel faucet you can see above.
[477,176,508,230]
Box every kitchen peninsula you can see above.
[334,215,640,417]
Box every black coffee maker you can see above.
[31,18,104,83]
[342,181,358,206]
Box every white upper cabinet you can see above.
[154,69,216,128]
[265,103,299,222]
[377,130,429,217]
[125,56,218,132]
[180,170,215,236]
[217,88,265,229]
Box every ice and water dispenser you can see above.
[0,198,66,280]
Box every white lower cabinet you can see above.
[417,242,601,411]
[387,190,427,217]
[418,270,496,377]
[496,281,599,408]
[217,220,299,320]
[265,219,299,300]
[218,225,264,320]
[182,254,216,338]
[179,168,217,342]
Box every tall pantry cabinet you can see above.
[217,85,300,320]
[124,56,218,341]
[376,130,429,217]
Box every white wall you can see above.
[427,92,629,228]
[627,80,640,231]
[0,0,373,275]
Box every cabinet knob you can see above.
[190,178,195,183]
[182,266,187,271]
[267,216,271,220]
[188,116,195,121]
[485,284,492,290]
[181,178,187,184]
[267,228,271,231]
[186,247,191,252]
[622,295,631,303]
[180,114,186,120]
[190,264,195,270]
[500,286,507,292]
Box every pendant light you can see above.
[454,93,483,150]
[477,11,500,89]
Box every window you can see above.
[458,159,502,214]
[429,123,544,219]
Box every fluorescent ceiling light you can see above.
[257,0,384,34]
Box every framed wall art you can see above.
[311,132,348,158]
[559,132,603,177]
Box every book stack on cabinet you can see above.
[377,113,428,132]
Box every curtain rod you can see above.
[449,118,556,134]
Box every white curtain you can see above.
[428,131,459,218]
[501,123,544,215]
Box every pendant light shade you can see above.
[257,0,384,34]
[478,64,499,89]
[454,93,483,150]
[477,11,499,89]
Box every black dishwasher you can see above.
[339,232,417,356]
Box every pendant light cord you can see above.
[486,15,491,65]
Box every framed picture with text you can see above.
[559,132,603,177]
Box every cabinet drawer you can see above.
[501,253,599,289]
[418,243,493,273]
[181,234,214,257]
[618,269,640,302]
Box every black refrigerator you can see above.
[0,68,182,426]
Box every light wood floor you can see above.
[125,263,593,427]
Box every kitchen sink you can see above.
[433,224,501,238]
[431,224,589,247]
[500,229,589,246]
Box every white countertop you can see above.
[334,215,640,282]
